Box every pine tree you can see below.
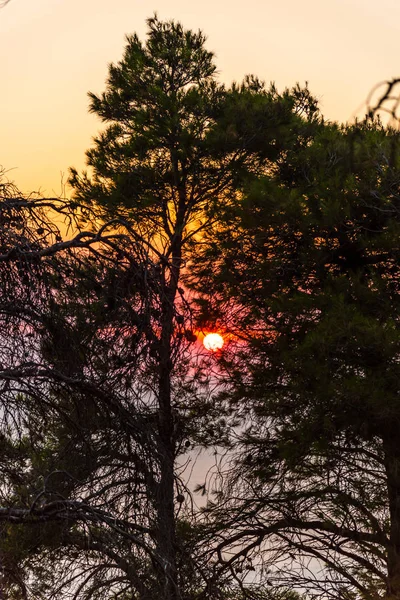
[192,119,400,598]
[66,15,309,599]
[0,16,311,599]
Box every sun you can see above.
[203,333,224,352]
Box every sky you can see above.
[0,0,400,195]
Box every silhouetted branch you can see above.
[366,78,400,123]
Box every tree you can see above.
[0,16,313,599]
[192,118,400,599]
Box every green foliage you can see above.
[69,15,314,248]
[195,120,400,446]
[192,119,400,598]
[69,15,222,227]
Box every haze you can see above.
[1,0,399,194]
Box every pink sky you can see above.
[1,0,399,194]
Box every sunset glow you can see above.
[203,333,224,352]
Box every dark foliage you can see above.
[191,119,400,599]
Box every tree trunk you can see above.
[156,360,178,600]
[155,252,182,600]
[155,145,186,599]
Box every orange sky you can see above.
[1,0,399,194]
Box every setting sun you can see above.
[203,333,224,352]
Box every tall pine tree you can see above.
[192,119,400,599]
[0,16,313,599]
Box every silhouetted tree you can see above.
[192,119,400,599]
[0,16,313,600]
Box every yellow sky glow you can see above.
[1,0,399,194]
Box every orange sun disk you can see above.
[203,333,224,352]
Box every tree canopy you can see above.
[191,118,400,598]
